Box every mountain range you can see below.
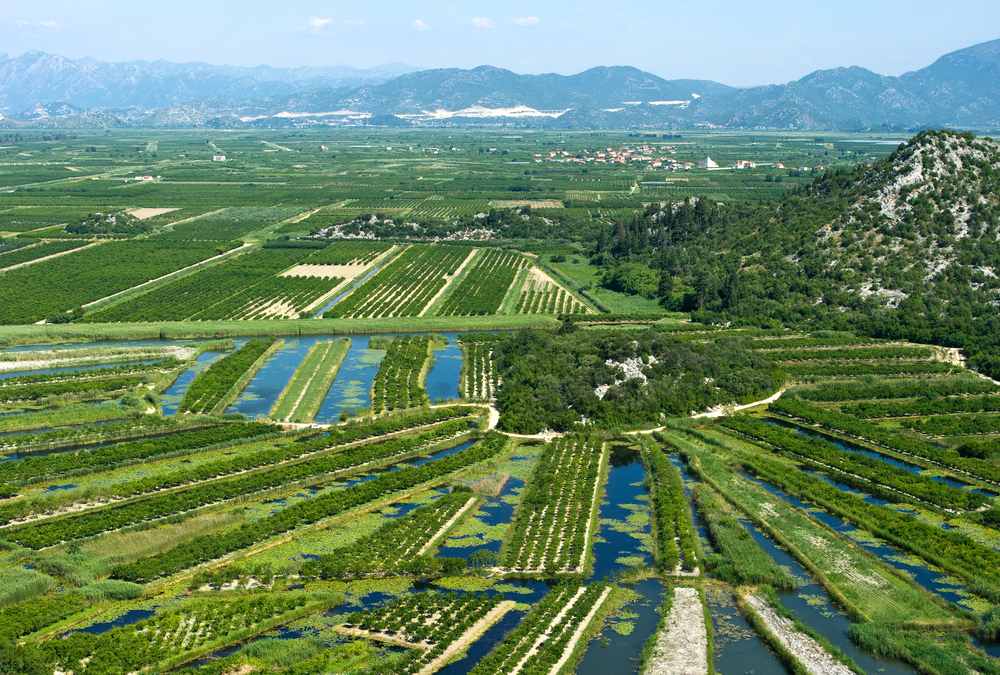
[3,39,1000,130]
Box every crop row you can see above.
[345,591,503,675]
[0,414,192,454]
[303,240,392,265]
[6,418,474,546]
[732,447,1000,589]
[723,415,987,511]
[435,249,526,316]
[0,592,89,642]
[0,239,234,325]
[0,421,280,485]
[900,413,1000,437]
[644,441,697,572]
[0,240,89,269]
[303,491,474,579]
[516,285,588,315]
[762,346,932,361]
[0,376,143,404]
[782,361,953,378]
[189,275,341,320]
[40,593,317,675]
[371,335,430,413]
[0,359,180,388]
[326,244,470,318]
[843,394,1000,418]
[691,484,796,588]
[738,336,882,349]
[83,248,316,323]
[769,398,1000,484]
[469,582,609,675]
[270,339,350,423]
[464,343,497,401]
[797,377,999,402]
[110,432,508,582]
[178,338,276,414]
[502,435,604,572]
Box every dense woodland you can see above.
[494,328,783,432]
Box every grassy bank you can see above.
[270,338,351,423]
[0,315,560,346]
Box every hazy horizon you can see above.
[5,0,1000,87]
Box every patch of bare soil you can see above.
[644,587,707,675]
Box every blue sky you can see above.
[4,0,1000,85]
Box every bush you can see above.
[79,580,145,602]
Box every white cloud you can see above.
[308,17,333,28]
[15,20,62,29]
[295,17,364,33]
[512,16,540,26]
[411,19,430,32]
[471,17,496,29]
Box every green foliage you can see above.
[371,334,431,413]
[495,328,783,433]
[692,485,796,588]
[178,338,275,414]
[0,240,235,325]
[643,441,696,571]
[602,263,660,298]
[798,376,999,402]
[435,249,525,316]
[109,432,508,581]
[78,580,145,601]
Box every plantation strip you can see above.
[666,430,964,627]
[109,432,509,582]
[371,335,432,413]
[722,415,988,512]
[796,377,1000,402]
[782,362,954,378]
[178,338,277,414]
[0,415,215,455]
[899,412,1000,437]
[842,394,1000,418]
[688,427,1000,596]
[0,375,143,404]
[0,404,141,434]
[642,438,697,573]
[769,397,1000,485]
[415,601,518,675]
[0,421,281,485]
[5,419,476,546]
[763,346,932,361]
[500,435,606,574]
[270,338,351,423]
[302,492,479,579]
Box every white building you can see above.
[212,155,226,162]
[696,156,718,168]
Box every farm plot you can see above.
[469,582,613,675]
[83,248,317,322]
[270,339,351,423]
[161,206,306,240]
[514,267,590,315]
[178,338,278,414]
[500,435,607,573]
[303,240,393,266]
[325,244,472,318]
[723,415,988,512]
[463,342,498,401]
[4,419,474,548]
[685,438,960,626]
[37,592,333,675]
[302,492,478,578]
[643,439,698,573]
[0,240,235,325]
[189,274,343,320]
[109,432,509,582]
[762,346,934,361]
[0,240,89,269]
[371,335,432,413]
[0,207,96,232]
[339,591,514,675]
[434,249,528,316]
[796,376,999,402]
[782,362,954,378]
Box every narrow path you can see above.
[626,389,787,435]
[508,587,587,675]
[743,595,852,675]
[644,587,708,675]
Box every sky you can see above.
[4,0,1000,86]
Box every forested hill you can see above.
[591,129,1000,376]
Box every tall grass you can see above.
[0,566,56,607]
[238,637,325,666]
[79,579,145,601]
